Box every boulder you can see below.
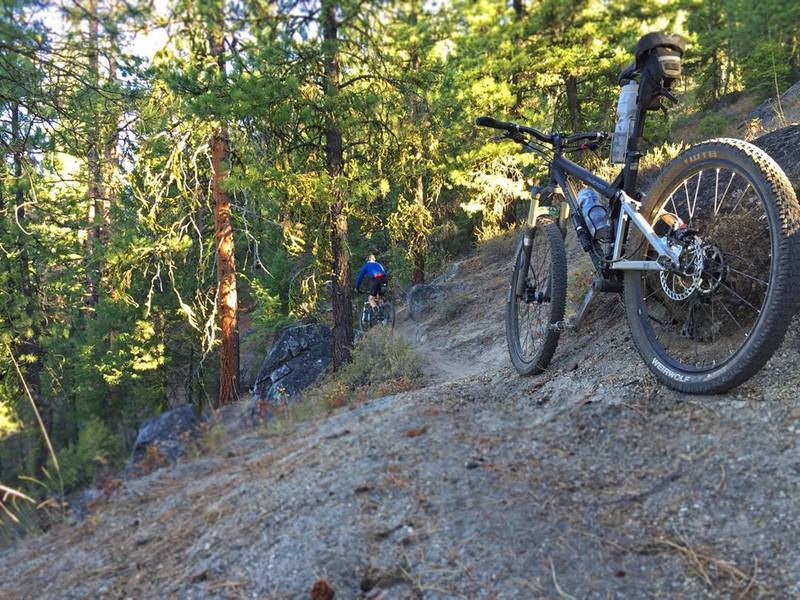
[747,81,800,132]
[406,284,446,321]
[127,404,199,477]
[252,323,332,404]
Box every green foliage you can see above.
[698,113,729,138]
[0,402,19,438]
[686,0,800,106]
[341,329,422,389]
[54,418,123,492]
[742,40,792,98]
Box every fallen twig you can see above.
[549,557,577,600]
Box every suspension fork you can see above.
[515,186,563,299]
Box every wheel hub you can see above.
[525,282,549,304]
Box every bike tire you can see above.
[623,139,800,393]
[359,304,373,333]
[506,220,567,376]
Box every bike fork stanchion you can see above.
[517,192,560,299]
[516,225,534,299]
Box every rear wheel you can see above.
[624,139,800,393]
[506,221,567,376]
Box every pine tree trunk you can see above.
[411,173,425,284]
[85,0,101,309]
[409,25,426,285]
[323,0,353,369]
[566,74,581,133]
[511,0,524,112]
[209,8,239,406]
[100,0,119,245]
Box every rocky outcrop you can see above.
[251,323,332,403]
[747,81,800,131]
[406,284,446,321]
[127,404,199,477]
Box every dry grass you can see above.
[478,229,518,266]
[636,533,759,597]
[259,329,424,435]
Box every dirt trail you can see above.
[3,235,800,598]
[395,306,498,383]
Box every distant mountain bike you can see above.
[477,32,800,394]
[357,286,395,333]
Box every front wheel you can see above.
[359,304,374,333]
[624,139,800,393]
[506,221,568,376]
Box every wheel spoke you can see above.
[638,163,771,373]
[714,171,736,216]
[717,281,761,314]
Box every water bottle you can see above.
[610,81,639,164]
[578,188,611,242]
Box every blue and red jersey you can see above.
[355,261,386,289]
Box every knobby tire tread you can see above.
[506,221,568,376]
[624,138,800,393]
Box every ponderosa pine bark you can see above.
[85,0,101,309]
[323,0,353,369]
[209,6,239,405]
[409,6,426,285]
[566,74,581,133]
[411,171,426,285]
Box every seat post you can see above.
[622,107,647,195]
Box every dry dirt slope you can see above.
[3,124,800,599]
[3,230,800,599]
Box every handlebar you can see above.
[476,116,607,149]
[564,131,608,145]
[475,116,556,144]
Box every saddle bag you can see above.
[634,32,686,110]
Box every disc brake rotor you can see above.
[660,240,705,301]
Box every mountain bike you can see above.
[357,285,396,333]
[477,32,800,394]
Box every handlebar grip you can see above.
[475,116,511,130]
[565,131,608,144]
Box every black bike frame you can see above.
[516,106,682,325]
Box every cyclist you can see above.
[355,254,388,310]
